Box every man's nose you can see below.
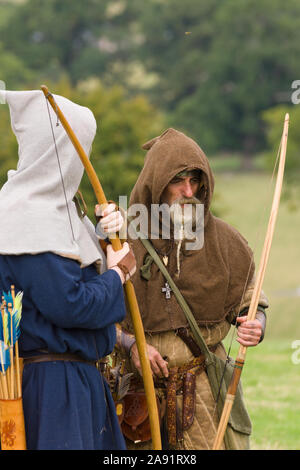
[182,181,194,198]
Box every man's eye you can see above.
[170,178,182,184]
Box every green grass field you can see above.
[214,170,300,450]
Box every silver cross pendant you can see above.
[162,282,172,299]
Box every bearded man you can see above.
[116,128,268,450]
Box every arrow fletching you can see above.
[12,291,23,343]
[0,340,10,373]
[0,306,10,346]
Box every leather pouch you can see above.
[121,391,161,443]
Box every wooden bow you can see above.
[212,113,289,450]
[40,85,162,450]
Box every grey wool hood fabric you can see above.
[0,89,105,270]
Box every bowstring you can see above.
[211,134,283,420]
[44,96,76,242]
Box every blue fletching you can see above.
[3,291,13,307]
[12,291,23,342]
[11,314,20,343]
[1,289,23,348]
[0,308,10,346]
[0,340,10,372]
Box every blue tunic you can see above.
[0,252,127,450]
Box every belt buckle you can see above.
[95,360,107,374]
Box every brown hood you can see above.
[130,128,214,222]
[124,129,255,333]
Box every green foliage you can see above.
[74,79,164,216]
[135,0,300,155]
[262,104,300,207]
[0,1,18,28]
[0,104,19,189]
[0,0,106,75]
[0,42,34,88]
[0,0,140,86]
[1,0,300,190]
[262,105,300,173]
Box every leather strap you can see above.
[22,353,97,367]
[176,327,202,357]
[182,371,196,430]
[167,367,178,447]
[117,249,136,279]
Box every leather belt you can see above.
[22,353,99,369]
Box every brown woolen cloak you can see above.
[123,128,255,334]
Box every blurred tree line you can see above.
[0,0,300,204]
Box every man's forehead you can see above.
[174,169,201,178]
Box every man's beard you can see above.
[168,196,204,276]
[169,196,204,242]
